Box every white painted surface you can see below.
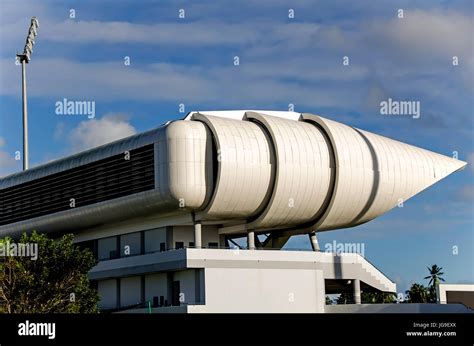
[438,284,474,304]
[246,112,333,228]
[202,267,325,312]
[185,248,396,293]
[157,120,213,209]
[302,113,466,231]
[93,248,396,312]
[185,110,301,121]
[192,114,273,220]
[3,110,465,237]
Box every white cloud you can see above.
[67,114,136,152]
[54,122,65,140]
[368,10,472,59]
[0,136,20,177]
[0,57,363,111]
[0,8,471,113]
[43,20,261,46]
[0,5,471,160]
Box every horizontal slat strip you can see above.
[0,146,154,197]
[0,172,155,219]
[1,160,154,203]
[0,144,155,226]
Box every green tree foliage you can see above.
[0,231,99,313]
[336,292,353,304]
[405,283,429,303]
[404,264,446,303]
[361,291,396,304]
[424,264,445,287]
[336,291,396,304]
[333,264,447,305]
[424,264,445,303]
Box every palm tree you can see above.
[361,291,396,304]
[424,265,445,287]
[405,283,429,303]
[424,264,445,302]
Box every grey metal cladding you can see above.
[0,144,155,226]
[0,120,213,237]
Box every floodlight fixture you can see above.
[16,16,39,170]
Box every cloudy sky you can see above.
[0,0,472,294]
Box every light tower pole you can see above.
[16,17,39,171]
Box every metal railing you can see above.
[101,300,205,313]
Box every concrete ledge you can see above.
[116,305,189,313]
[89,249,187,280]
[325,303,473,313]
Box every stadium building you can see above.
[0,110,467,313]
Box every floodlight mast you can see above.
[16,17,39,171]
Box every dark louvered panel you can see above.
[0,144,155,225]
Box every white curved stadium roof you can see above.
[0,110,466,237]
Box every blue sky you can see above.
[0,0,472,294]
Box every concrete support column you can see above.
[315,269,326,313]
[353,279,361,304]
[309,232,320,251]
[247,230,255,250]
[194,221,202,249]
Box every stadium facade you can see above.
[0,110,466,312]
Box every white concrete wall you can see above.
[185,248,395,293]
[98,279,117,309]
[202,267,325,312]
[94,249,396,313]
[438,284,474,304]
[120,276,141,307]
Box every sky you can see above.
[0,0,472,295]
